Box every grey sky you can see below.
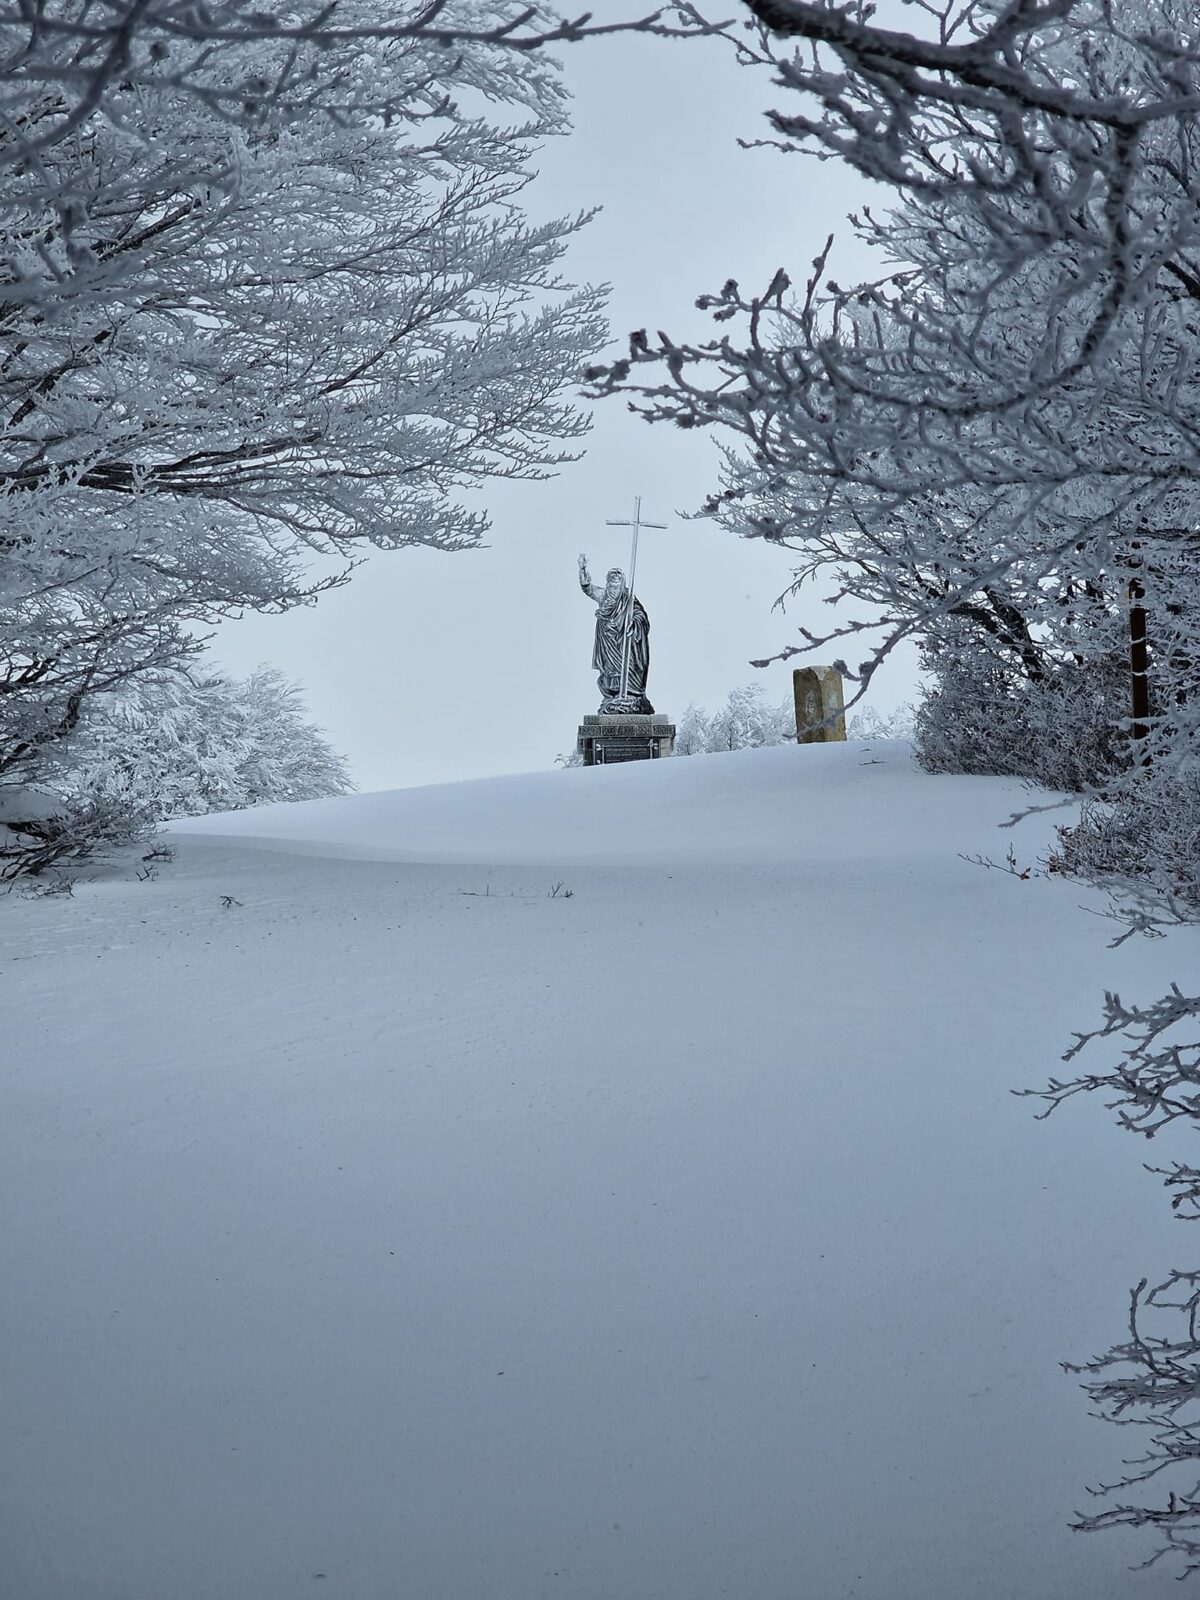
[209,25,919,792]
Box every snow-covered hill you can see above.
[3,742,1192,1599]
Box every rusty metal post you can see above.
[1128,566,1151,763]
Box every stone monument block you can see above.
[793,666,847,744]
[577,714,675,765]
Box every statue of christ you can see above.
[578,554,653,714]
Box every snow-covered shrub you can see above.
[914,627,1130,794]
[706,684,777,752]
[845,704,915,740]
[671,684,794,756]
[0,792,153,881]
[1055,773,1200,909]
[2,666,350,876]
[60,668,353,823]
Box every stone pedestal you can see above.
[577,713,675,765]
[793,666,847,743]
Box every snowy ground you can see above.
[3,741,1196,1600]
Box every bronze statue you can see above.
[578,554,653,714]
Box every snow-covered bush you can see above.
[1,667,350,875]
[669,685,794,756]
[845,704,915,741]
[58,668,353,823]
[914,628,1129,795]
[0,792,153,882]
[1055,775,1200,910]
[704,684,792,752]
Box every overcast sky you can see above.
[208,23,920,792]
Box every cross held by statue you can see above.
[605,496,666,701]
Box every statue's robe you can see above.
[583,579,652,708]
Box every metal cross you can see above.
[605,495,666,700]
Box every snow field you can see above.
[2,742,1194,1598]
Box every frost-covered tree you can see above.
[592,0,1200,864]
[0,2,715,160]
[672,701,711,756]
[596,0,1200,791]
[1,1,607,869]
